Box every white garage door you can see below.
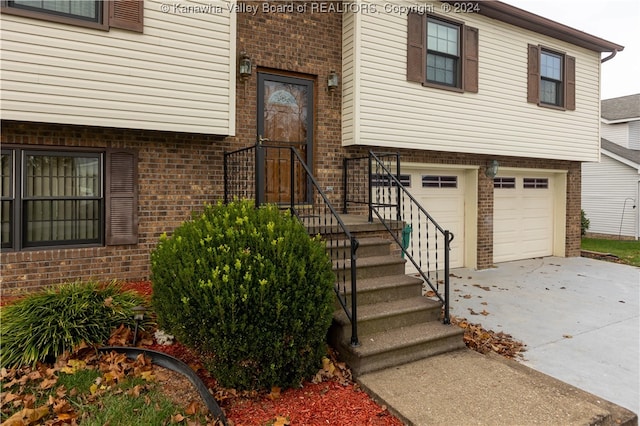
[403,167,465,269]
[493,173,554,263]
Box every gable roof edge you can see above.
[446,1,624,54]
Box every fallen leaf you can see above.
[268,386,281,400]
[2,405,50,425]
[185,400,199,415]
[273,416,291,426]
[563,334,573,339]
[172,413,185,423]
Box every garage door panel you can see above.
[403,168,465,270]
[494,174,554,263]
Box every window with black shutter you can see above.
[407,12,479,93]
[527,44,575,110]
[2,0,143,32]
[0,146,138,250]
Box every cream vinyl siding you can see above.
[582,155,640,238]
[342,10,358,144]
[601,122,631,148]
[1,0,236,135]
[630,122,640,150]
[342,1,601,162]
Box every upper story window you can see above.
[407,12,478,93]
[1,147,138,251]
[427,18,460,87]
[528,44,575,110]
[9,0,101,22]
[1,0,143,32]
[540,50,563,106]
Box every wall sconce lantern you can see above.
[327,70,339,91]
[239,51,252,80]
[485,160,500,179]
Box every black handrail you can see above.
[344,151,454,324]
[224,143,360,346]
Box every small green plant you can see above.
[151,200,335,391]
[581,209,590,237]
[0,281,147,368]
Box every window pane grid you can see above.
[523,178,549,189]
[1,152,14,248]
[540,51,563,106]
[25,199,100,245]
[426,18,460,86]
[494,177,516,189]
[11,0,99,20]
[22,152,102,246]
[422,175,457,188]
[1,200,12,247]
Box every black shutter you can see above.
[463,26,479,93]
[109,0,143,32]
[106,149,138,245]
[407,12,425,83]
[527,44,540,104]
[565,55,576,110]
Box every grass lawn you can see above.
[581,238,640,267]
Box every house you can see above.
[0,1,623,295]
[582,94,640,240]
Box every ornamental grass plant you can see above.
[150,200,335,391]
[0,281,148,368]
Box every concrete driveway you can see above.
[450,256,639,415]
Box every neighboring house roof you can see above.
[602,138,640,168]
[601,94,640,121]
[444,1,624,54]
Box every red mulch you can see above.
[0,279,402,424]
[131,280,403,426]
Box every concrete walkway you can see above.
[357,256,639,425]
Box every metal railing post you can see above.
[396,153,401,222]
[443,230,451,325]
[368,153,373,222]
[290,148,295,211]
[223,150,228,204]
[350,235,360,347]
[343,158,348,214]
[255,143,265,207]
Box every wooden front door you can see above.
[258,73,313,204]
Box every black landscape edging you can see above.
[99,346,228,425]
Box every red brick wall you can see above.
[232,2,344,206]
[0,120,229,295]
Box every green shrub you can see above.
[0,281,147,368]
[150,200,335,391]
[581,209,590,237]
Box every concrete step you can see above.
[334,255,406,281]
[333,296,442,336]
[331,321,466,376]
[327,237,391,259]
[335,274,424,307]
